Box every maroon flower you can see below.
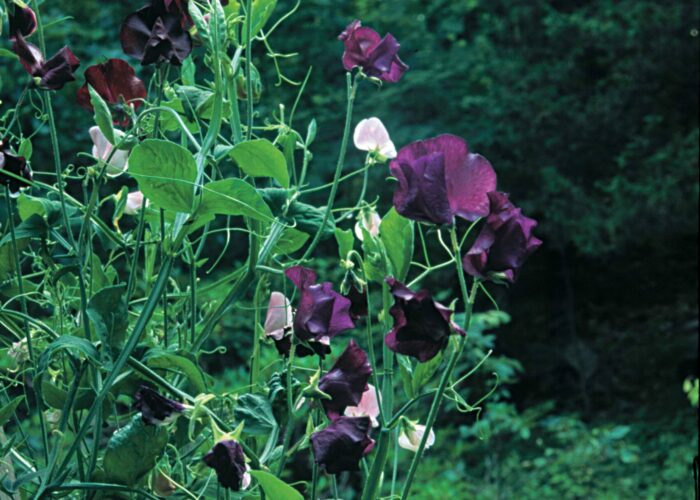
[76,59,147,126]
[12,34,80,90]
[390,134,497,225]
[384,278,465,362]
[285,266,355,346]
[345,284,369,320]
[133,386,186,425]
[318,340,372,420]
[203,440,249,491]
[311,416,375,474]
[339,20,408,83]
[0,140,32,197]
[8,5,37,39]
[120,0,193,66]
[462,192,542,283]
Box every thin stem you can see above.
[244,0,254,140]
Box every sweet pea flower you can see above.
[124,191,146,215]
[12,34,80,90]
[462,192,542,283]
[385,278,465,362]
[120,0,193,66]
[398,420,435,452]
[354,207,381,241]
[354,117,397,159]
[76,59,147,126]
[203,440,251,491]
[285,266,355,345]
[0,141,32,197]
[311,416,375,474]
[390,134,497,225]
[345,283,369,321]
[344,384,380,427]
[89,127,129,177]
[264,292,293,341]
[318,340,372,420]
[8,5,37,39]
[133,386,186,426]
[339,20,408,83]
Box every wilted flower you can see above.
[339,20,408,83]
[462,192,542,282]
[384,278,464,362]
[354,117,397,159]
[89,127,129,177]
[0,140,32,197]
[344,384,380,427]
[120,0,193,66]
[8,5,37,39]
[133,386,186,425]
[124,191,145,215]
[390,134,497,225]
[12,34,80,90]
[285,266,355,345]
[354,207,381,241]
[398,419,435,452]
[318,340,372,420]
[311,416,375,474]
[203,440,250,491]
[76,59,147,126]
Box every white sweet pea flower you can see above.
[354,208,381,241]
[90,126,129,177]
[344,384,381,427]
[398,421,435,452]
[264,292,293,341]
[124,191,145,215]
[353,117,397,159]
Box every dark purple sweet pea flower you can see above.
[76,59,147,126]
[384,278,465,362]
[133,386,186,425]
[390,134,497,225]
[120,0,193,66]
[285,266,355,346]
[318,340,372,420]
[0,141,32,197]
[339,20,408,83]
[462,192,542,283]
[12,34,80,90]
[345,284,368,321]
[8,5,37,39]
[311,416,375,474]
[203,440,250,491]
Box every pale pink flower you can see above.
[124,191,145,215]
[264,292,293,341]
[353,117,397,159]
[355,209,381,241]
[344,384,381,427]
[398,422,435,452]
[90,126,129,177]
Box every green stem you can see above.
[360,428,391,500]
[244,0,254,140]
[399,228,479,500]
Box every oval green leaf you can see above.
[249,470,303,500]
[198,178,273,222]
[229,139,289,188]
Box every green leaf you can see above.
[0,48,18,60]
[144,350,207,394]
[129,139,197,213]
[412,351,443,394]
[198,178,273,222]
[335,228,354,259]
[397,355,415,399]
[380,208,414,281]
[18,137,32,160]
[87,285,128,353]
[17,194,74,226]
[233,394,277,436]
[241,0,278,44]
[229,139,289,188]
[88,84,115,145]
[103,415,169,486]
[0,397,23,426]
[36,335,100,381]
[249,470,303,500]
[275,226,309,254]
[41,380,95,411]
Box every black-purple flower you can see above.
[390,134,497,225]
[311,416,375,474]
[76,59,147,126]
[318,340,372,420]
[133,386,186,425]
[12,34,80,90]
[8,5,37,39]
[345,284,369,321]
[384,278,465,362]
[203,440,250,491]
[285,266,355,346]
[339,20,408,83]
[462,192,542,283]
[120,0,193,66]
[0,140,32,197]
